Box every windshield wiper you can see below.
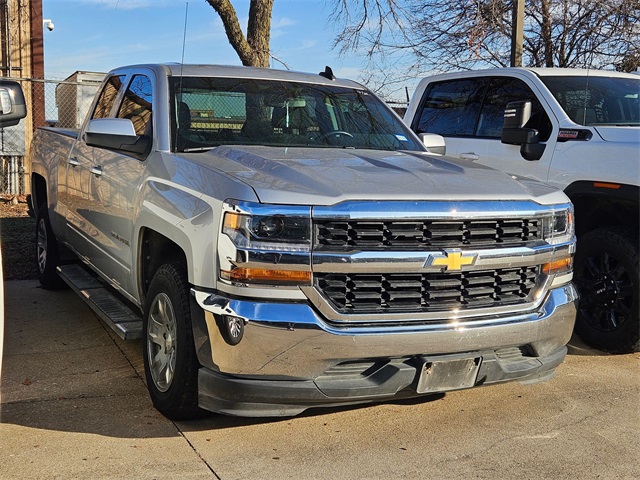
[183,146,214,152]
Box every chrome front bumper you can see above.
[190,283,578,416]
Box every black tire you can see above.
[35,205,67,290]
[574,227,639,353]
[143,263,203,420]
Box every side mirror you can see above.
[419,132,446,155]
[85,118,150,156]
[0,80,27,128]
[501,101,545,161]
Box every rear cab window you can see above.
[91,75,125,119]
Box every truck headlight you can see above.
[219,201,312,286]
[543,206,574,245]
[535,205,575,290]
[223,211,310,250]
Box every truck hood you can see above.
[188,146,564,205]
[594,126,640,143]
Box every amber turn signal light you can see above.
[221,267,311,285]
[543,257,572,275]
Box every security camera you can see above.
[43,19,54,31]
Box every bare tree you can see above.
[205,0,274,68]
[205,0,275,134]
[331,0,640,74]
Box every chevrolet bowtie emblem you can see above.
[425,250,477,271]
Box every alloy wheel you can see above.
[147,292,178,392]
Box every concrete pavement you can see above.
[1,280,639,479]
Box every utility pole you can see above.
[510,0,525,67]
[30,0,45,129]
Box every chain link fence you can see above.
[387,102,408,118]
[0,72,105,195]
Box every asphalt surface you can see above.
[1,280,639,479]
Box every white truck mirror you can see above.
[85,118,150,156]
[419,132,446,155]
[86,117,137,137]
[0,80,27,128]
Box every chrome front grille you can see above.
[316,267,539,314]
[315,218,540,249]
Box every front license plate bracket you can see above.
[416,357,481,394]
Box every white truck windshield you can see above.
[541,75,640,127]
[170,77,422,152]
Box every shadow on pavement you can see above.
[177,393,447,433]
[1,281,180,438]
[566,333,610,356]
[1,279,613,440]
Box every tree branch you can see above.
[205,0,255,66]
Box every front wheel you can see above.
[143,263,203,419]
[35,205,66,290]
[574,227,639,353]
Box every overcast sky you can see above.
[41,0,394,94]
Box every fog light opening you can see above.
[223,315,245,346]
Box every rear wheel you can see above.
[574,227,639,353]
[35,205,66,290]
[143,263,203,419]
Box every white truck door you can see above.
[65,75,126,261]
[87,73,152,293]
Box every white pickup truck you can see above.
[29,64,577,418]
[405,68,639,353]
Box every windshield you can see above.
[170,77,422,152]
[540,75,640,127]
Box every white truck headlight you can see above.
[219,201,312,285]
[223,211,310,251]
[543,206,574,245]
[539,205,575,287]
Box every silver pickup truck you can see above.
[29,64,577,418]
